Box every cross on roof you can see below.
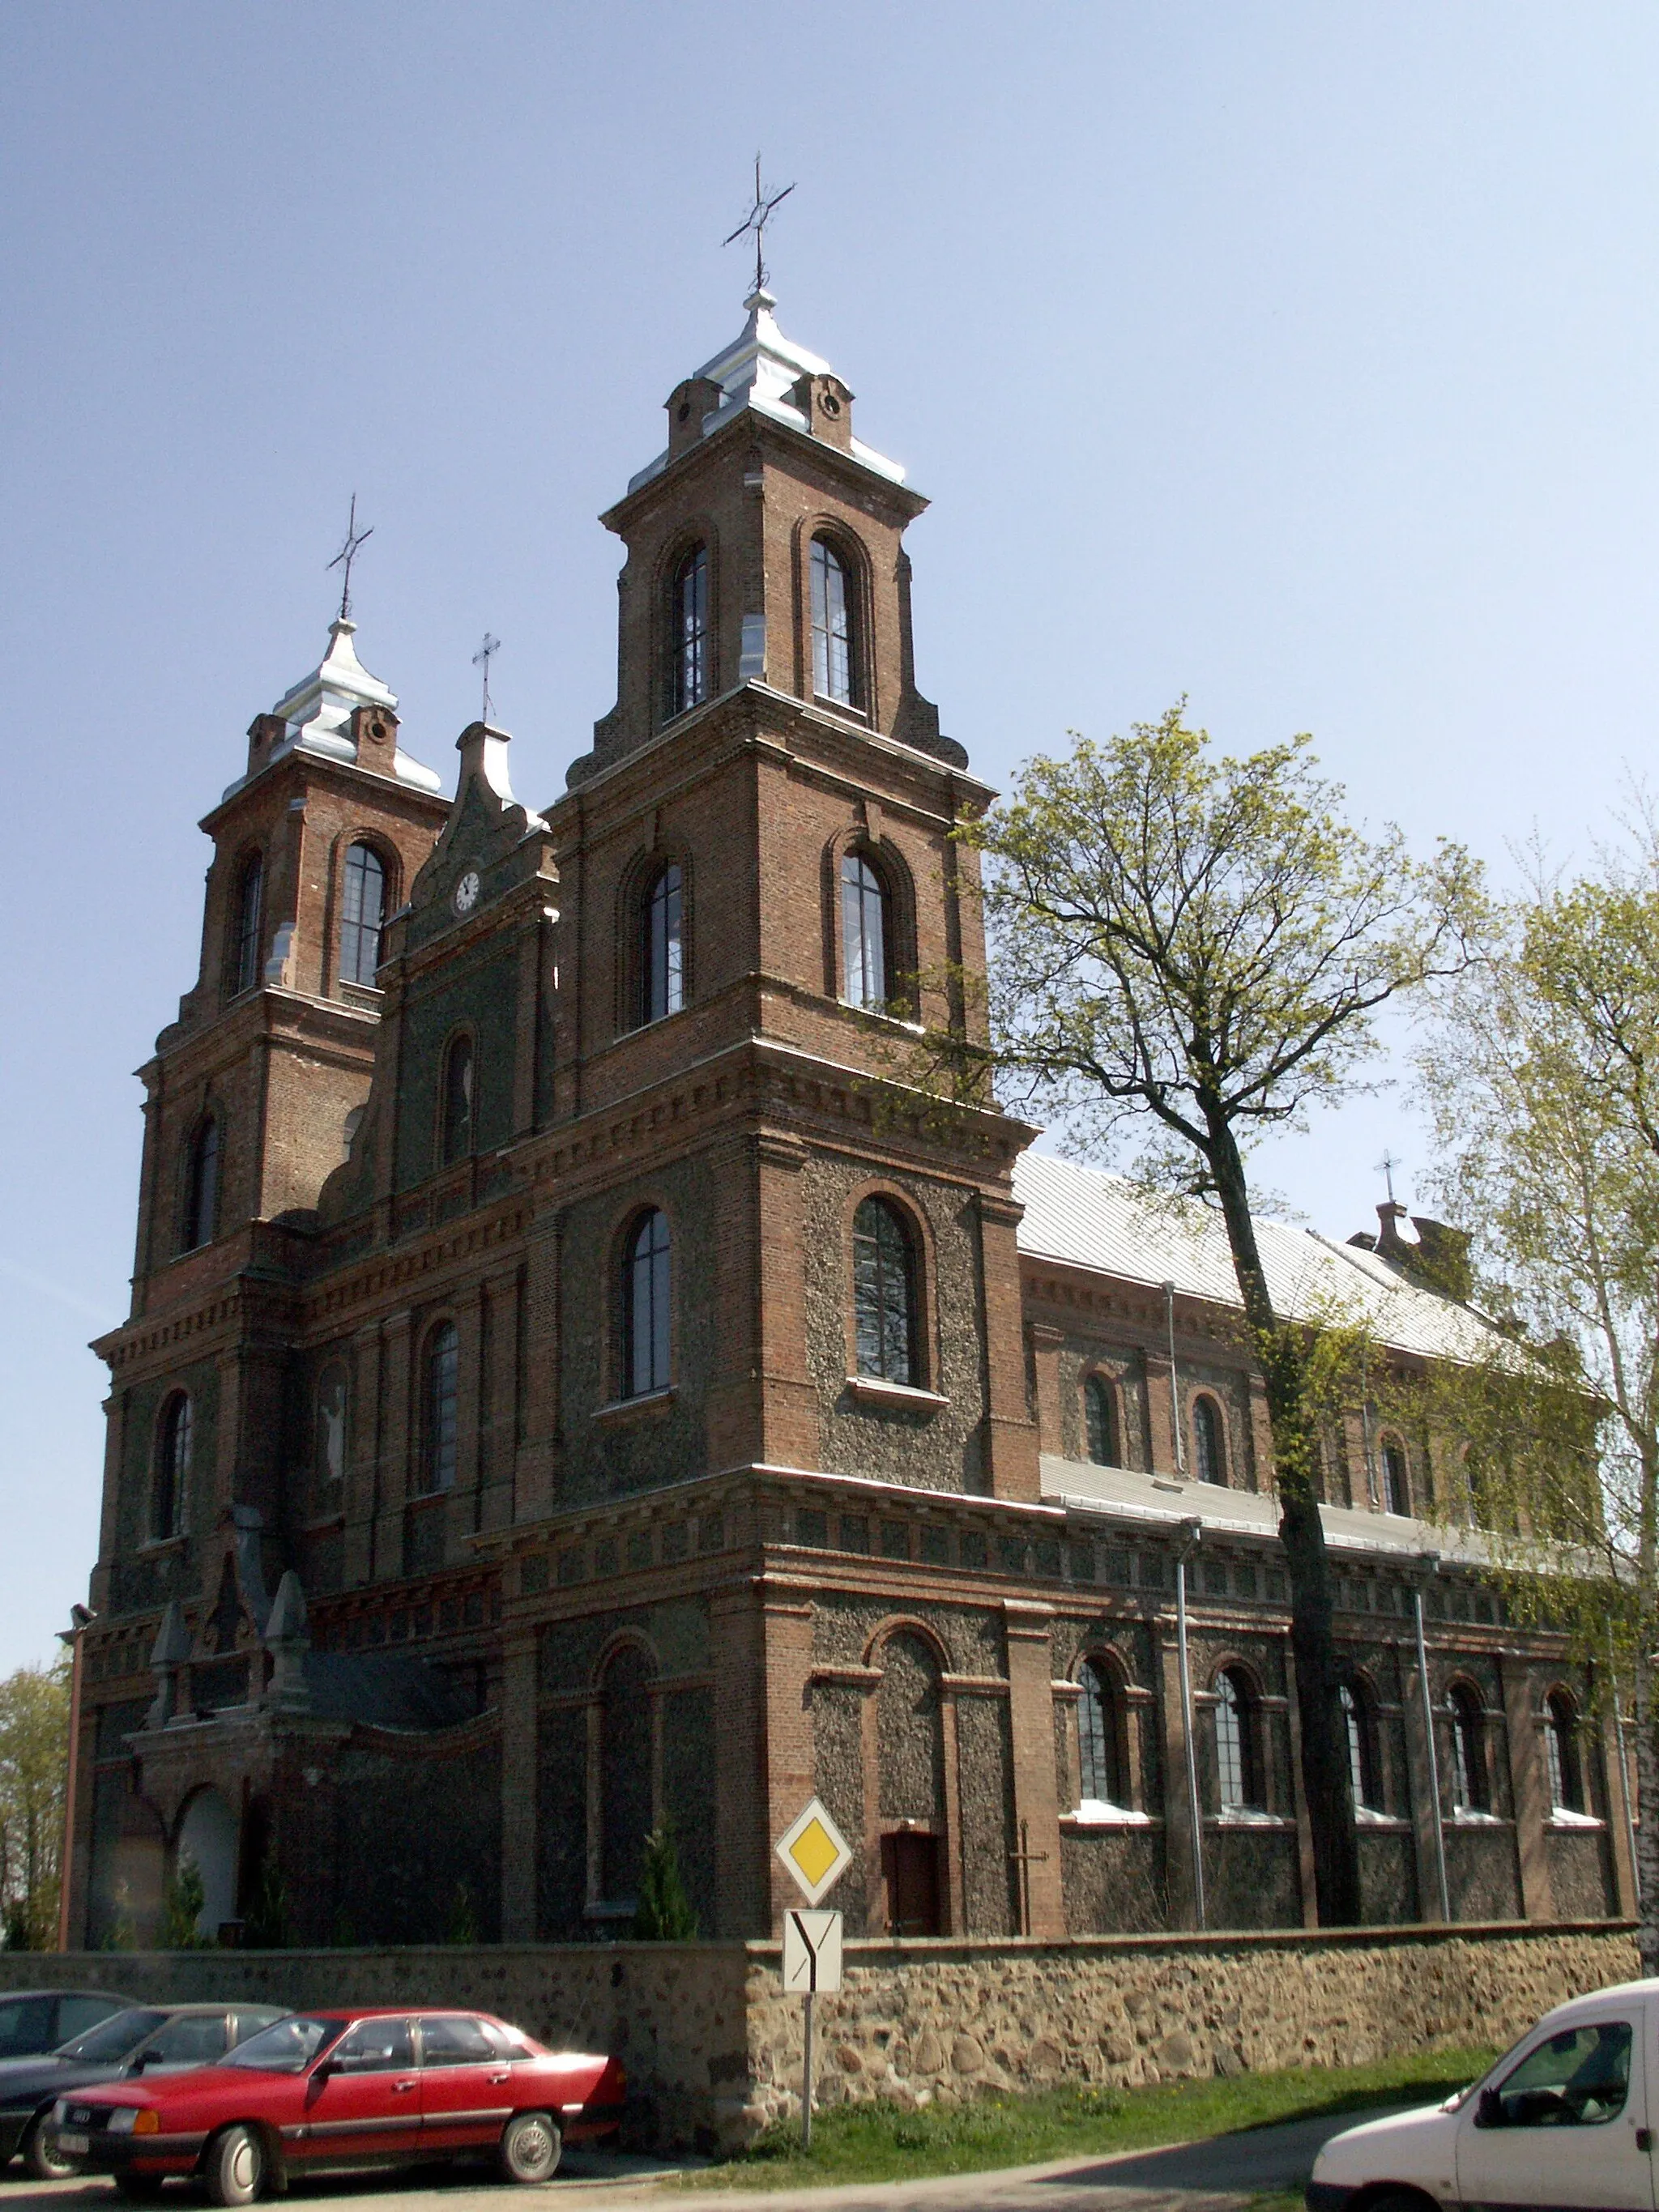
[1376,1149,1401,1205]
[723,154,795,296]
[327,493,373,622]
[473,633,501,725]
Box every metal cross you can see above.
[1007,1817,1049,1938]
[327,493,373,622]
[1376,1149,1400,1204]
[473,633,501,725]
[723,154,795,295]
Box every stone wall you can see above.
[4,1922,1634,2154]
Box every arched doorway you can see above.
[177,1789,239,1940]
[876,1630,946,1936]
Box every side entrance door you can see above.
[416,2015,514,2151]
[295,2018,421,2167]
[1455,2005,1653,2211]
[883,1832,942,1936]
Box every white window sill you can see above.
[138,1535,188,1558]
[593,1387,676,1425]
[1449,1809,1508,1827]
[1210,1809,1294,1829]
[1546,1808,1604,1831]
[1354,1808,1412,1831]
[1064,1801,1153,1827]
[846,1375,948,1413]
[838,1002,925,1036]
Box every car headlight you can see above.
[108,2108,138,2134]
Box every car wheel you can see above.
[1364,2195,1439,2212]
[203,2124,267,2207]
[113,2176,168,2201]
[23,2115,77,2181]
[497,2112,561,2184]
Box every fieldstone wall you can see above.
[2,1923,1635,2154]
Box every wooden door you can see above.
[884,1832,942,1936]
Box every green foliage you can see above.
[241,1852,292,1950]
[633,1821,699,1941]
[160,1852,209,1950]
[100,1880,136,1953]
[0,1658,70,1951]
[701,2047,1496,2189]
[445,1881,480,1945]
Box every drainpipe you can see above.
[1413,1552,1452,1923]
[1607,1627,1640,1907]
[1164,1281,1187,1478]
[1175,1516,1205,1931]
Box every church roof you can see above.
[626,288,907,494]
[1012,1149,1502,1369]
[222,618,442,800]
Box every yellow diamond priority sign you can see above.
[775,1796,853,1907]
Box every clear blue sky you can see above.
[3,4,1656,1673]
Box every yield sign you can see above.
[775,1796,853,1906]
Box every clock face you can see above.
[453,870,481,917]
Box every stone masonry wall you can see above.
[4,1923,1633,2154]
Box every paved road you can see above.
[0,2110,1397,2212]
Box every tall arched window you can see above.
[1077,1658,1127,1807]
[181,1115,220,1252]
[1341,1682,1379,1811]
[152,1392,192,1541]
[1213,1669,1260,1811]
[1084,1375,1117,1467]
[622,1209,672,1397]
[232,853,264,995]
[1192,1396,1226,1485]
[316,1364,348,1495]
[1450,1683,1488,1812]
[1546,1691,1584,1813]
[810,536,859,706]
[642,863,684,1023]
[840,850,889,1010]
[669,544,709,717]
[441,1034,474,1164]
[852,1196,919,1387]
[421,1322,458,1494]
[339,842,388,987]
[1381,1438,1411,1517]
[599,1643,655,1906]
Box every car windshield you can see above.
[223,2017,344,2074]
[58,2010,170,2064]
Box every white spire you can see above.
[224,618,442,799]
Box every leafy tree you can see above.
[0,1660,70,1950]
[951,706,1479,1924]
[1418,826,1659,1965]
[445,1881,480,1945]
[160,1852,208,1950]
[241,1851,292,1950]
[633,1822,699,1940]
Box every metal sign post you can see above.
[775,1800,854,2152]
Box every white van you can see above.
[1307,1976,1654,2212]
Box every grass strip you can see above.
[681,2044,1496,2190]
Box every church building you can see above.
[69,284,1632,1951]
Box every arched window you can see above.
[1192,1396,1226,1485]
[339,842,388,987]
[420,1322,458,1494]
[1077,1658,1127,1807]
[1341,1682,1380,1811]
[852,1196,919,1387]
[642,863,684,1023]
[599,1643,655,1906]
[840,850,889,1010]
[316,1364,348,1495]
[1381,1438,1411,1517]
[1546,1691,1585,1814]
[232,853,263,995]
[669,544,709,717]
[810,537,859,707]
[180,1115,220,1252]
[1084,1375,1117,1467]
[441,1034,474,1164]
[1213,1668,1260,1812]
[622,1209,672,1398]
[1449,1683,1489,1812]
[152,1392,192,1541]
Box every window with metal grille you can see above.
[1077,1659,1126,1806]
[339,843,387,987]
[852,1196,919,1386]
[670,545,709,716]
[1192,1396,1226,1485]
[642,863,684,1022]
[181,1116,220,1251]
[811,537,858,705]
[1450,1684,1488,1811]
[421,1323,458,1494]
[840,851,889,1009]
[232,853,263,994]
[623,1208,672,1397]
[1214,1669,1258,1811]
[1546,1691,1584,1813]
[1085,1375,1116,1465]
[441,1034,474,1163]
[1382,1438,1411,1516]
[152,1392,192,1540]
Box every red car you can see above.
[50,2008,624,2203]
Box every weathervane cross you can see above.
[723,154,795,295]
[1376,1149,1400,1205]
[327,494,373,623]
[473,633,501,725]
